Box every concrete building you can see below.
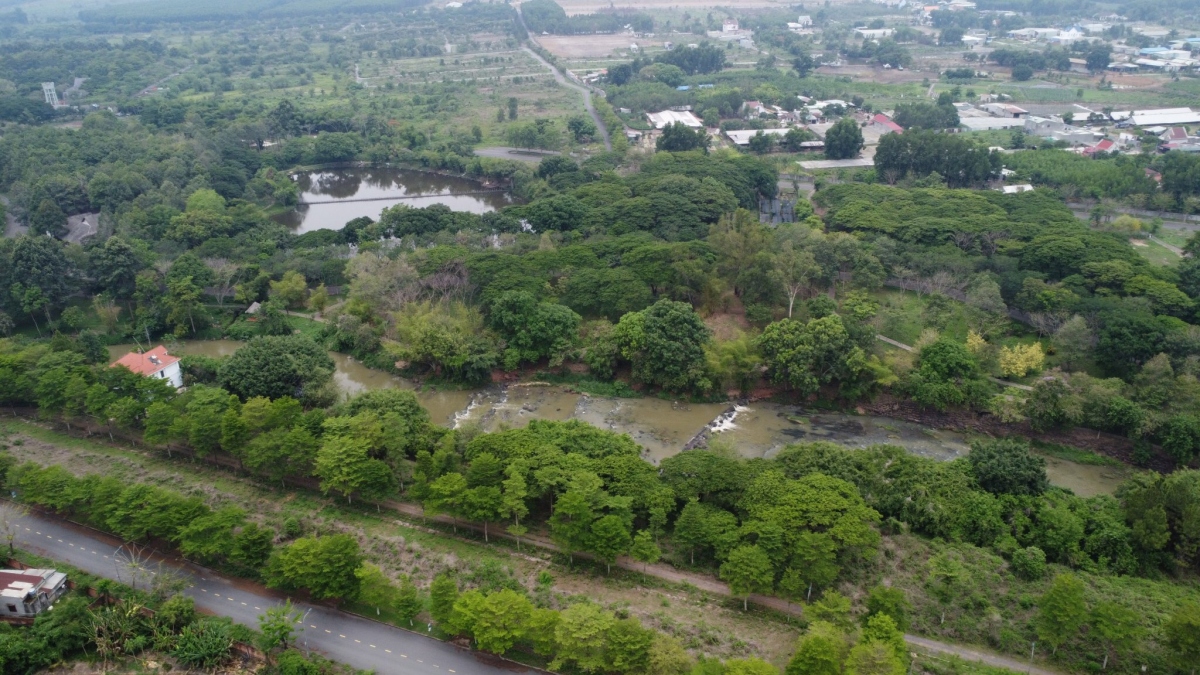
[982,103,1029,118]
[111,345,183,389]
[725,128,792,146]
[0,569,68,618]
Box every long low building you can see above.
[960,117,1028,131]
[724,128,792,146]
[1111,107,1200,126]
[646,110,703,129]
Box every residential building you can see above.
[0,569,68,618]
[722,18,739,32]
[1001,184,1035,194]
[111,345,184,389]
[982,103,1029,118]
[871,113,904,134]
[795,15,813,27]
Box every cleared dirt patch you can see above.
[539,34,666,59]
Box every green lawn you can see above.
[1132,237,1180,267]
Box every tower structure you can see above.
[41,82,60,108]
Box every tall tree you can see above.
[1035,573,1087,654]
[824,118,863,160]
[720,545,774,611]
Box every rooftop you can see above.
[111,345,180,377]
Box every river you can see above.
[272,167,515,233]
[107,340,1127,497]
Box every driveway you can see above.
[12,510,522,675]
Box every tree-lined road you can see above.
[12,510,517,675]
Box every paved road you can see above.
[514,5,612,152]
[12,510,519,675]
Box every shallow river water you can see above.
[107,340,1126,496]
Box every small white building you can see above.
[0,569,68,618]
[723,18,739,32]
[855,28,895,40]
[111,345,184,389]
[1001,184,1035,194]
[646,110,704,129]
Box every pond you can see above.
[272,167,516,233]
[107,340,1126,496]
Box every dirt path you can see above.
[875,335,1034,392]
[515,5,612,152]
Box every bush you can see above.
[1011,546,1047,580]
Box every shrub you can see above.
[1011,546,1047,580]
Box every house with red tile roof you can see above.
[111,345,183,388]
[0,568,68,618]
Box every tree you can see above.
[1035,573,1087,654]
[508,97,518,120]
[758,315,866,397]
[270,271,308,311]
[1012,64,1034,81]
[926,553,964,624]
[786,621,848,675]
[629,530,662,574]
[218,335,334,403]
[824,119,863,160]
[1053,315,1093,370]
[792,52,816,78]
[552,603,615,674]
[845,642,904,675]
[396,575,423,626]
[429,572,459,625]
[30,199,67,239]
[605,620,656,675]
[968,438,1048,496]
[1011,546,1047,580]
[473,589,533,655]
[614,299,711,392]
[772,242,820,317]
[265,535,363,601]
[720,545,774,611]
[315,436,395,504]
[590,514,631,574]
[166,275,203,336]
[355,563,400,616]
[0,503,28,555]
[258,600,301,655]
[865,586,910,633]
[1091,601,1141,669]
[308,283,330,314]
[657,122,710,153]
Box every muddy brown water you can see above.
[107,340,1123,496]
[272,168,515,233]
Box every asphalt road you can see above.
[12,511,521,675]
[514,5,612,152]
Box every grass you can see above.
[1030,440,1124,468]
[534,371,642,398]
[1131,237,1180,267]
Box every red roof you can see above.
[1165,127,1189,141]
[111,346,180,376]
[872,114,904,133]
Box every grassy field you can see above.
[1131,237,1181,267]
